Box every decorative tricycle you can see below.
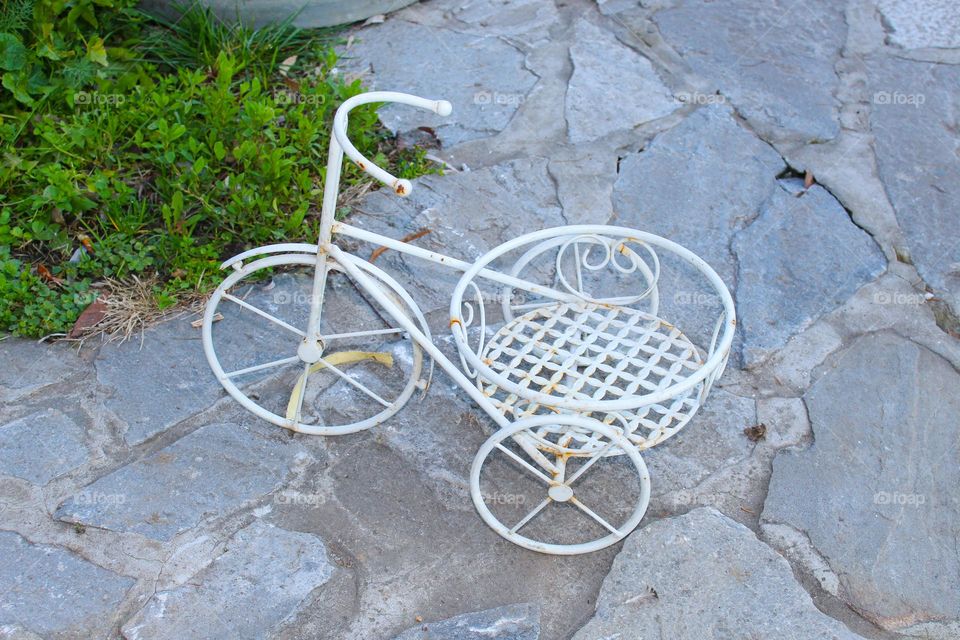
[201,92,735,555]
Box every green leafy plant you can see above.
[0,0,140,110]
[0,5,439,338]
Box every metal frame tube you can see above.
[327,244,513,431]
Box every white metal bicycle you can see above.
[201,91,735,555]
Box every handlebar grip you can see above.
[333,92,453,197]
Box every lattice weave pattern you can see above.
[478,302,704,452]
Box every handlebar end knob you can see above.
[435,100,453,117]
[394,178,413,197]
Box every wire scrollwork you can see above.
[453,280,487,378]
[498,234,663,322]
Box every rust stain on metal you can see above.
[370,228,431,263]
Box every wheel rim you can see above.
[470,416,651,555]
[201,253,425,435]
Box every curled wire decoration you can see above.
[454,280,487,379]
[554,235,661,309]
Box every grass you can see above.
[0,1,439,339]
[137,2,338,80]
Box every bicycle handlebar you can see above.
[332,91,452,197]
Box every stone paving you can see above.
[2,0,959,638]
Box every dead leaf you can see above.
[370,228,431,263]
[743,423,767,442]
[362,14,386,26]
[803,170,815,189]
[192,312,222,328]
[279,55,297,76]
[37,264,64,286]
[69,294,109,338]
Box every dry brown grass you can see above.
[66,275,208,346]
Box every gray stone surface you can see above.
[0,531,134,639]
[572,508,867,640]
[392,603,540,640]
[566,18,677,143]
[642,388,756,499]
[612,105,769,357]
[95,318,226,445]
[351,157,565,314]
[0,340,86,402]
[733,180,886,366]
[0,409,89,484]
[398,0,558,42]
[615,108,886,365]
[878,0,960,49]
[613,103,784,288]
[121,521,332,639]
[655,0,844,140]
[3,3,959,639]
[867,55,960,316]
[55,422,311,541]
[762,333,960,635]
[340,19,538,147]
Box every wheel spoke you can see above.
[510,498,551,534]
[224,355,301,379]
[323,327,405,341]
[494,443,553,486]
[564,441,617,487]
[318,357,392,408]
[570,497,619,535]
[223,294,306,337]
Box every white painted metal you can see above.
[448,227,736,413]
[470,415,651,555]
[200,90,736,555]
[478,301,705,452]
[201,252,428,435]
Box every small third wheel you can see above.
[470,415,651,555]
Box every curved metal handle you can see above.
[332,91,452,197]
